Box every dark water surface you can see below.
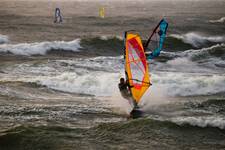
[0,0,225,149]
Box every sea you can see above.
[0,0,225,149]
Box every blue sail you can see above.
[145,19,168,60]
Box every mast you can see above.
[144,19,164,51]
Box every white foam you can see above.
[34,71,121,96]
[0,39,81,56]
[0,34,9,44]
[209,17,225,23]
[182,43,225,57]
[158,44,225,73]
[0,56,124,97]
[152,72,225,96]
[100,35,123,40]
[170,33,225,47]
[171,116,225,129]
[2,52,225,98]
[57,56,123,72]
[167,57,196,68]
[181,44,225,68]
[35,65,225,98]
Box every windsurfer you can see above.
[118,78,138,108]
[54,8,63,23]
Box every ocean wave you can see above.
[99,35,123,41]
[195,99,225,113]
[0,34,9,44]
[169,33,225,48]
[164,36,194,51]
[0,56,123,96]
[80,36,123,56]
[171,116,225,129]
[0,125,77,150]
[181,44,225,65]
[2,54,224,97]
[34,72,120,96]
[0,36,123,56]
[155,43,225,69]
[209,17,225,23]
[159,44,225,71]
[153,72,225,96]
[57,56,122,72]
[183,43,225,57]
[0,119,224,150]
[0,39,81,56]
[151,44,225,96]
[23,70,225,97]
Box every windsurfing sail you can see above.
[99,7,105,18]
[54,8,63,23]
[124,32,151,104]
[144,19,168,60]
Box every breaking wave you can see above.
[0,34,9,44]
[0,39,81,56]
[6,71,224,97]
[34,72,120,96]
[11,67,225,97]
[2,53,224,97]
[181,44,225,62]
[170,33,225,48]
[171,116,225,129]
[150,44,225,97]
[209,17,225,23]
[153,72,225,96]
[80,36,123,56]
[158,44,225,71]
[0,36,124,56]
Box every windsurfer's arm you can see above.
[126,82,134,89]
[128,84,134,88]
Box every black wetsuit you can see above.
[118,82,138,108]
[118,82,132,99]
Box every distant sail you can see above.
[99,7,105,18]
[54,8,63,23]
[144,19,168,59]
[124,32,151,103]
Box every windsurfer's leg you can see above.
[132,98,138,109]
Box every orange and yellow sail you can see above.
[125,32,151,103]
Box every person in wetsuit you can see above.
[118,77,138,108]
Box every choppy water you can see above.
[0,0,225,149]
